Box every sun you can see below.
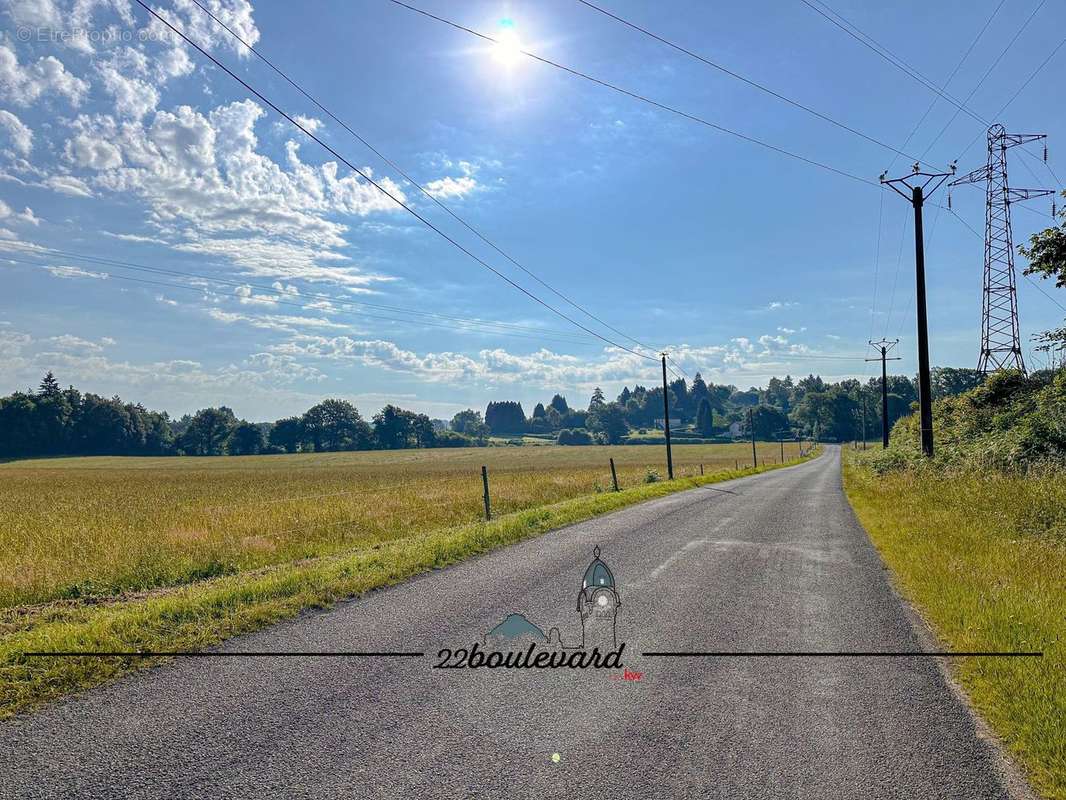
[492,19,523,68]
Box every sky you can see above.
[1,0,1064,421]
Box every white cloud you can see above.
[0,43,89,106]
[0,199,40,225]
[43,174,93,197]
[64,101,407,289]
[293,115,322,134]
[46,264,109,279]
[423,175,478,199]
[0,109,33,156]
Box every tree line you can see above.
[0,367,989,459]
[449,367,990,445]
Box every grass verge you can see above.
[843,455,1065,800]
[1,452,816,719]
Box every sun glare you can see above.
[492,19,523,68]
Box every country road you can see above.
[2,445,1026,799]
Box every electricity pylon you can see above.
[950,125,1053,375]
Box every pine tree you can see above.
[589,387,606,409]
[38,372,61,397]
[695,398,714,437]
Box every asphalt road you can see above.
[2,446,1028,799]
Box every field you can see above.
[1,442,795,611]
[0,441,811,716]
[843,455,1066,799]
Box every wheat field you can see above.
[0,442,796,609]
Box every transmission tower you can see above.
[950,125,1053,374]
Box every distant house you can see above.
[729,421,744,440]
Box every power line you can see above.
[797,0,987,126]
[888,0,1006,171]
[184,0,662,359]
[918,0,1048,162]
[572,0,934,167]
[957,33,1066,161]
[1,242,601,344]
[387,0,877,187]
[131,0,657,362]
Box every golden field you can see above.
[1,442,796,609]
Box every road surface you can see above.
[2,446,1027,798]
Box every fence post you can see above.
[481,465,491,521]
[735,458,739,471]
[609,458,619,492]
[700,463,704,476]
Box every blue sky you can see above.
[1,0,1064,421]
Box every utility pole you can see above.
[950,125,1053,375]
[866,338,901,449]
[881,163,956,457]
[661,353,674,480]
[748,407,757,468]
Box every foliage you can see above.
[556,428,594,445]
[876,368,1066,472]
[1020,192,1066,349]
[484,400,527,435]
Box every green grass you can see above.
[843,453,1065,799]
[0,447,817,718]
[0,442,798,609]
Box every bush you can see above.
[644,468,661,483]
[879,367,1066,473]
[433,430,474,448]
[557,428,594,446]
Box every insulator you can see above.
[1044,142,1049,162]
[1054,200,1058,219]
[947,191,952,210]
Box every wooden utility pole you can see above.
[866,338,901,449]
[748,407,758,468]
[881,165,955,457]
[661,354,674,480]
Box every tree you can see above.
[484,401,526,435]
[227,421,265,455]
[1020,195,1066,348]
[373,404,413,449]
[301,399,371,451]
[695,397,714,436]
[38,372,61,397]
[411,413,437,448]
[749,404,790,439]
[549,394,569,414]
[179,407,237,455]
[450,409,483,435]
[932,367,985,399]
[588,401,628,444]
[269,416,304,453]
[532,402,547,419]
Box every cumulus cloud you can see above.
[0,110,33,156]
[0,43,89,106]
[423,175,478,199]
[63,101,406,288]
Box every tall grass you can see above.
[844,455,1065,799]
[0,442,794,609]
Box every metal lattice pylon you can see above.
[951,125,1053,374]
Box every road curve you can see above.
[2,446,1026,799]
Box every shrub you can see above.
[644,468,661,483]
[557,429,594,446]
